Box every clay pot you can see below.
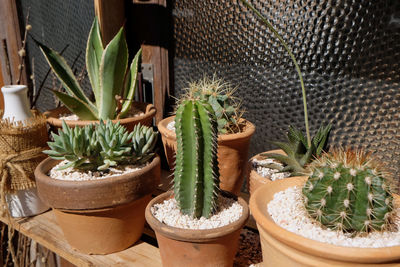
[34,156,161,254]
[44,101,156,131]
[145,191,249,267]
[247,149,285,195]
[250,177,400,266]
[158,116,255,195]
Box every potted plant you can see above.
[146,99,249,266]
[248,125,331,194]
[34,120,160,254]
[250,147,400,266]
[158,76,255,195]
[36,17,156,131]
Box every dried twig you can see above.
[16,9,31,85]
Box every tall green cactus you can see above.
[302,148,395,233]
[174,100,220,219]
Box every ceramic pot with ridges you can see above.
[34,155,161,254]
[145,191,249,267]
[250,177,400,266]
[44,101,156,131]
[158,116,255,195]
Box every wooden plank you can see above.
[0,0,27,85]
[132,0,170,124]
[94,0,126,46]
[0,211,162,267]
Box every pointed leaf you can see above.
[53,90,98,120]
[36,40,94,108]
[99,27,128,120]
[86,17,104,104]
[120,48,142,118]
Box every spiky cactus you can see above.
[174,100,220,219]
[302,148,396,233]
[261,124,331,176]
[178,76,243,134]
[44,120,157,171]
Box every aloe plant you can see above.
[36,17,141,120]
[262,125,331,176]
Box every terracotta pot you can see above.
[247,149,286,195]
[34,156,161,254]
[250,177,400,266]
[146,191,249,267]
[44,101,156,131]
[158,116,255,195]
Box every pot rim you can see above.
[145,191,249,242]
[44,101,156,127]
[250,177,400,264]
[34,155,160,210]
[158,116,255,142]
[248,149,287,181]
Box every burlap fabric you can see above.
[0,113,48,193]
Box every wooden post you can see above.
[94,0,126,46]
[0,0,27,85]
[132,0,169,123]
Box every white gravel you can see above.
[58,107,144,121]
[268,186,400,248]
[252,158,290,181]
[49,160,144,181]
[59,114,79,121]
[166,121,175,131]
[151,195,243,230]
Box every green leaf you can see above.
[86,16,104,105]
[120,48,142,118]
[36,40,95,110]
[98,27,128,120]
[53,90,98,120]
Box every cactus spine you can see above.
[174,100,219,219]
[302,148,395,233]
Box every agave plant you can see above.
[36,17,141,120]
[261,125,331,176]
[44,120,157,171]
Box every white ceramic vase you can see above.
[1,85,49,217]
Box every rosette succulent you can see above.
[44,120,157,171]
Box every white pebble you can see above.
[252,158,290,181]
[49,160,144,181]
[151,195,243,230]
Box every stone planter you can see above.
[145,191,249,267]
[158,116,255,195]
[34,156,161,254]
[44,101,156,131]
[250,177,400,266]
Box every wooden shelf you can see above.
[0,211,162,267]
[0,170,257,266]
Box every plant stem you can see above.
[240,0,311,147]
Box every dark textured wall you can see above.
[170,0,400,179]
[18,0,94,111]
